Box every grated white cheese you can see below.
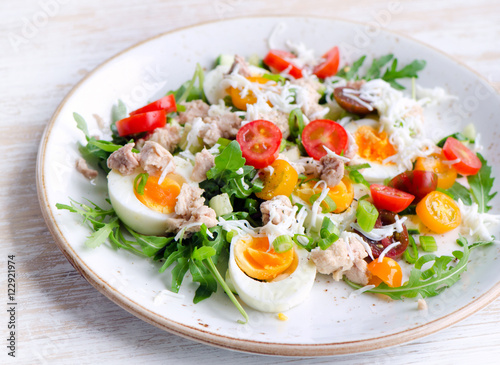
[457,199,500,242]
[308,181,330,232]
[349,284,376,298]
[158,159,175,185]
[442,158,461,165]
[378,241,401,262]
[323,146,351,162]
[285,40,318,69]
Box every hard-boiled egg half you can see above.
[345,119,404,182]
[107,156,194,236]
[227,234,316,313]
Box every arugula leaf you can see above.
[171,257,190,292]
[467,153,497,213]
[336,55,366,80]
[207,140,246,178]
[345,236,491,299]
[189,259,217,303]
[365,54,394,80]
[446,181,473,206]
[74,112,90,139]
[382,59,426,90]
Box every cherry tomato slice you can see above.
[414,153,457,189]
[358,209,409,260]
[301,119,349,160]
[388,170,438,200]
[263,50,303,79]
[416,191,461,234]
[115,110,166,137]
[370,184,415,213]
[442,137,482,176]
[129,94,177,116]
[313,46,340,79]
[236,119,282,169]
[367,257,402,287]
[333,86,373,115]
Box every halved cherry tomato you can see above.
[129,94,177,116]
[359,210,409,260]
[236,119,282,169]
[115,110,166,137]
[333,86,373,115]
[313,46,340,79]
[263,50,303,79]
[416,191,461,234]
[301,119,349,160]
[256,159,298,200]
[414,153,457,189]
[442,137,482,176]
[227,76,274,111]
[367,257,402,287]
[370,184,415,213]
[294,176,354,213]
[388,170,438,200]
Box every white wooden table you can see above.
[1,0,500,363]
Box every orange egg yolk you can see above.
[355,125,396,163]
[134,173,185,214]
[234,236,295,281]
[227,76,274,111]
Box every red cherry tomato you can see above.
[388,170,438,200]
[370,184,415,213]
[301,119,349,160]
[313,46,340,79]
[129,94,177,116]
[236,120,282,169]
[442,137,482,176]
[115,110,166,137]
[263,50,303,79]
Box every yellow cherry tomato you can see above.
[414,153,457,189]
[416,191,461,234]
[234,236,294,281]
[294,176,354,213]
[256,159,298,200]
[367,257,402,288]
[227,76,274,111]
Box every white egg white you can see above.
[227,235,317,313]
[345,118,404,182]
[108,169,174,236]
[203,64,267,105]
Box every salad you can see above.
[58,42,499,323]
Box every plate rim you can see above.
[36,14,500,357]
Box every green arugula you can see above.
[345,236,492,299]
[345,163,371,188]
[168,63,207,104]
[468,153,497,213]
[445,181,473,206]
[436,132,471,147]
[336,54,426,90]
[56,199,248,322]
[201,140,263,201]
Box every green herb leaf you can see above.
[74,112,89,139]
[382,59,426,90]
[207,140,246,177]
[467,153,497,213]
[336,55,366,80]
[446,181,472,205]
[436,132,470,148]
[365,54,394,80]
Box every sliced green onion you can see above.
[288,108,305,139]
[356,200,379,232]
[225,230,238,242]
[407,228,420,235]
[293,234,314,251]
[358,194,370,201]
[272,235,294,253]
[320,217,339,239]
[309,193,337,213]
[318,234,338,250]
[133,173,149,195]
[419,235,437,252]
[404,235,419,264]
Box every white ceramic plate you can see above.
[37,16,500,356]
